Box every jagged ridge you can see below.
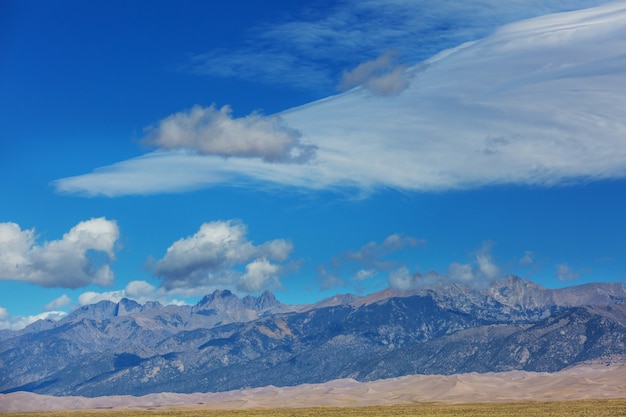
[1,277,625,397]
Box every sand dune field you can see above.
[1,363,625,412]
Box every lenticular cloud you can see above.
[54,2,626,196]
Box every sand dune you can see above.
[1,364,625,412]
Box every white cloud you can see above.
[388,267,415,291]
[447,242,501,286]
[143,105,316,163]
[448,262,476,283]
[124,280,160,300]
[149,220,293,293]
[388,242,503,290]
[355,268,376,281]
[78,289,125,306]
[345,233,424,268]
[54,2,626,196]
[237,258,281,293]
[44,294,71,311]
[476,247,501,280]
[387,268,444,290]
[556,263,583,281]
[318,233,424,290]
[0,218,119,288]
[0,306,67,331]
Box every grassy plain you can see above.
[2,399,625,417]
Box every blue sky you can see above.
[2,0,626,329]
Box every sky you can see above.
[2,0,626,330]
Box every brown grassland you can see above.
[2,399,625,417]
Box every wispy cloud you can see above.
[186,50,334,92]
[345,234,425,268]
[520,251,534,266]
[147,220,293,294]
[54,2,626,196]
[388,268,444,291]
[556,263,585,281]
[387,241,504,290]
[318,233,424,290]
[184,0,607,92]
[338,51,412,96]
[0,218,119,288]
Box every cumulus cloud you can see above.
[238,258,281,293]
[447,262,475,283]
[149,220,293,293]
[143,105,316,163]
[346,234,424,267]
[0,218,119,288]
[387,243,503,291]
[78,289,125,306]
[476,245,501,280]
[54,2,626,196]
[388,268,444,290]
[387,267,414,291]
[339,51,411,96]
[447,242,501,287]
[0,306,67,331]
[387,266,418,290]
[318,233,424,290]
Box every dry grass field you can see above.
[2,399,625,417]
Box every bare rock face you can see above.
[1,277,625,397]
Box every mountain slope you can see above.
[360,304,626,379]
[1,277,625,396]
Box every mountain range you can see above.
[1,275,625,397]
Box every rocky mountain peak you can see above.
[195,289,240,310]
[61,299,118,323]
[1,279,625,397]
[195,289,281,313]
[486,275,550,306]
[116,298,143,316]
[142,300,163,310]
[255,290,280,310]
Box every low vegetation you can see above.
[3,399,626,417]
